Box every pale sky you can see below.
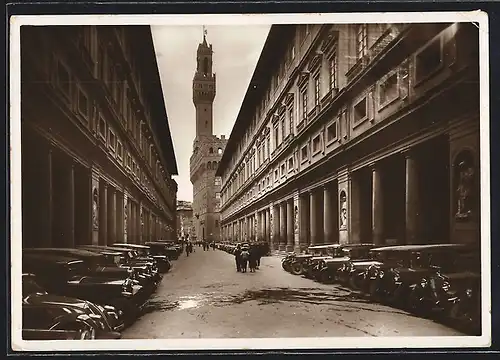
[151,25,271,202]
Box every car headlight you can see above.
[466,288,473,298]
[442,281,450,292]
[379,270,384,279]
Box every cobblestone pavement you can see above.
[122,246,465,338]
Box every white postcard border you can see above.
[9,11,491,351]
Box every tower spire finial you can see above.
[202,25,207,44]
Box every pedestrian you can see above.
[234,244,242,272]
[185,242,190,257]
[248,245,258,273]
[240,246,250,273]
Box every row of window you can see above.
[52,51,175,213]
[221,23,452,218]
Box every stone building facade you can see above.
[176,200,196,241]
[216,23,479,251]
[190,33,228,243]
[21,25,179,248]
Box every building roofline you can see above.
[215,25,295,176]
[138,26,179,176]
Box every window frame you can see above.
[378,69,400,110]
[353,95,369,126]
[326,119,339,145]
[312,134,322,155]
[356,24,368,60]
[301,144,309,163]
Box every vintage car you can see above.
[113,243,171,273]
[22,253,148,320]
[77,245,160,288]
[408,249,481,334]
[22,273,123,337]
[363,244,474,305]
[145,241,181,261]
[23,248,136,281]
[281,252,297,272]
[23,303,99,340]
[23,328,95,340]
[156,240,183,256]
[302,244,350,279]
[288,245,340,277]
[317,244,376,284]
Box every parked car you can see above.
[23,303,98,340]
[22,328,94,340]
[113,243,171,273]
[408,249,481,335]
[23,247,136,281]
[22,253,147,321]
[77,245,160,289]
[363,244,474,306]
[22,273,123,338]
[301,245,347,279]
[318,244,376,284]
[146,241,181,261]
[281,252,297,272]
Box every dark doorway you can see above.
[382,155,406,244]
[417,135,450,243]
[358,168,373,243]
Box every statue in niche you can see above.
[455,151,475,220]
[339,191,347,229]
[92,187,99,231]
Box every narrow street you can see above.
[123,247,465,338]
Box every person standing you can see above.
[234,244,242,272]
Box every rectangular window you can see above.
[415,36,443,84]
[267,137,271,159]
[356,24,368,60]
[314,72,321,106]
[56,60,71,97]
[77,87,89,119]
[301,87,308,119]
[353,97,368,123]
[274,124,279,149]
[98,114,106,139]
[288,157,294,170]
[117,140,123,161]
[126,153,132,169]
[312,135,321,154]
[288,106,294,135]
[301,145,309,161]
[274,169,279,180]
[281,116,286,142]
[281,164,286,176]
[257,145,262,166]
[108,129,116,151]
[329,52,338,90]
[379,72,399,106]
[327,121,338,143]
[262,142,266,161]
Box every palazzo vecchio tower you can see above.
[189,29,227,243]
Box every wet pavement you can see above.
[122,246,465,338]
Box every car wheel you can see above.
[369,281,380,301]
[407,288,425,315]
[320,271,330,283]
[348,275,358,290]
[291,263,303,275]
